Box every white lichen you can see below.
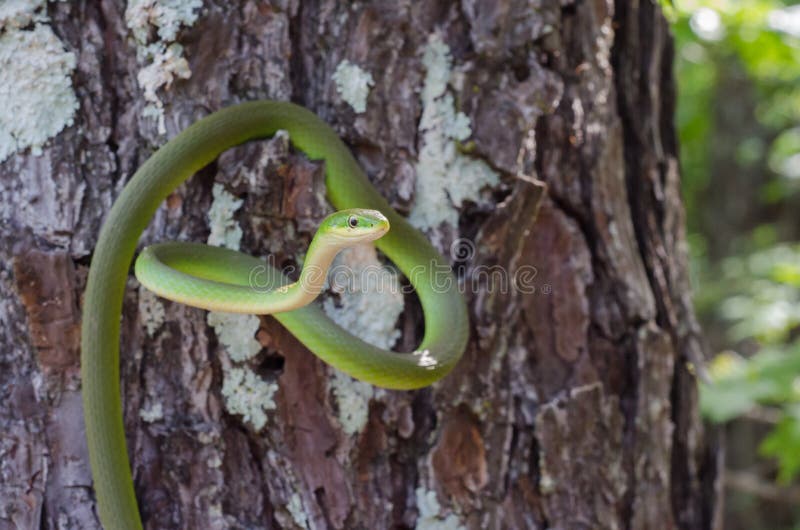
[329,370,373,436]
[0,0,46,30]
[410,34,499,229]
[206,501,224,526]
[323,245,403,349]
[323,245,400,434]
[126,0,203,44]
[220,367,277,431]
[537,435,559,495]
[203,179,273,431]
[197,431,215,444]
[0,23,79,162]
[205,183,263,362]
[332,60,374,113]
[207,312,261,362]
[207,183,244,250]
[138,286,166,336]
[287,493,309,529]
[125,0,202,134]
[415,487,465,530]
[136,42,191,134]
[139,402,164,423]
[206,454,221,468]
[539,469,556,494]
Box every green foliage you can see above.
[698,244,800,483]
[701,347,800,424]
[675,0,800,233]
[760,405,800,483]
[769,127,800,179]
[674,0,800,484]
[718,245,800,342]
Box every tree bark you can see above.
[0,1,720,529]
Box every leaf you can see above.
[759,408,800,483]
[701,346,800,422]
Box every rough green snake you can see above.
[80,101,469,529]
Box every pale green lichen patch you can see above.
[206,454,221,468]
[207,183,244,250]
[125,0,202,134]
[329,370,373,436]
[323,245,400,434]
[0,0,46,30]
[220,367,277,431]
[138,285,166,336]
[332,60,374,114]
[539,465,556,494]
[0,23,78,162]
[205,183,261,361]
[323,245,403,349]
[287,493,309,529]
[207,312,261,362]
[126,0,202,43]
[139,401,164,423]
[203,183,275,430]
[410,34,500,230]
[415,487,465,530]
[136,42,191,133]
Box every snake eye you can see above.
[348,215,358,228]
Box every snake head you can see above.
[323,208,390,245]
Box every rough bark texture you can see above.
[0,1,720,529]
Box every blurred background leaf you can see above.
[672,0,800,526]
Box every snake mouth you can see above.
[354,220,389,243]
[370,212,390,237]
[359,209,390,240]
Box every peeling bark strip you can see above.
[13,251,81,372]
[0,1,718,529]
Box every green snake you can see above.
[80,101,469,529]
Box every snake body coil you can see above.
[80,101,468,529]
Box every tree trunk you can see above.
[0,1,720,529]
